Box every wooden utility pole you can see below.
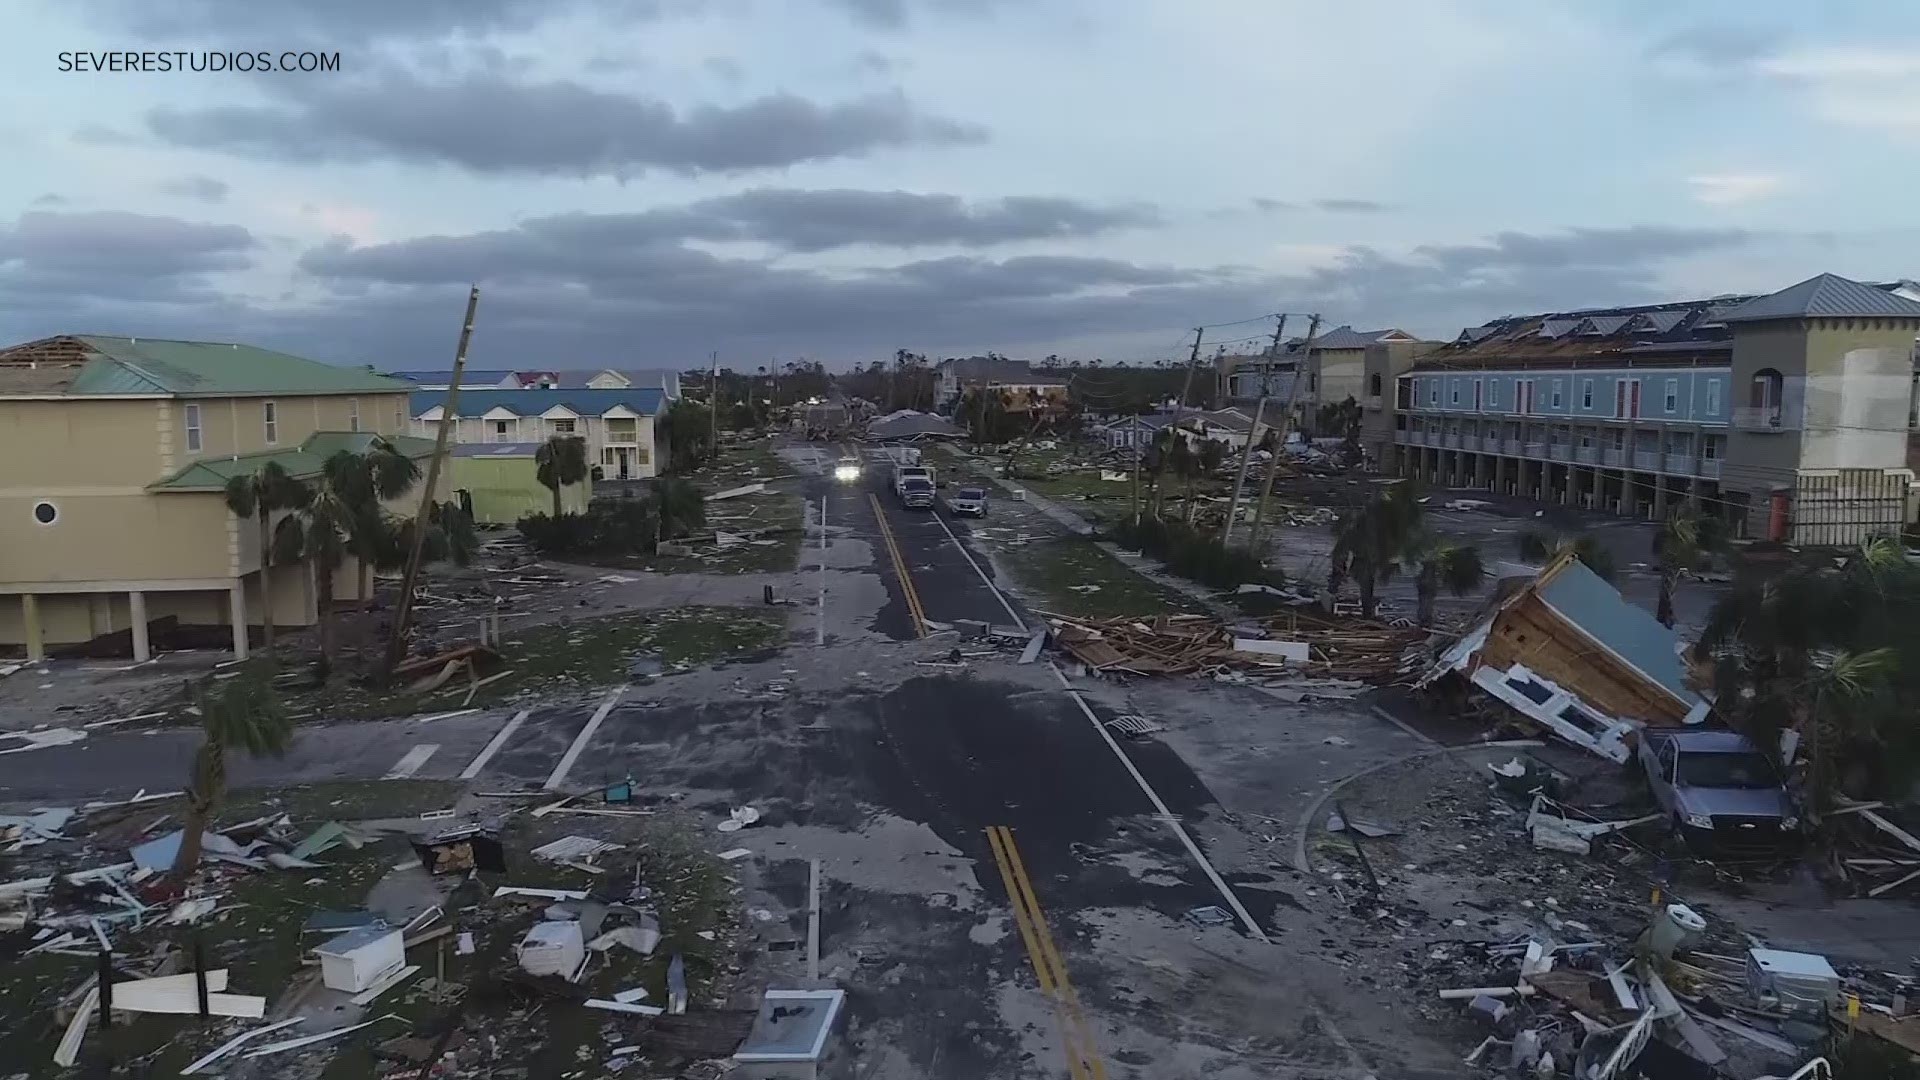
[1145,327,1204,518]
[1248,313,1320,552]
[708,350,719,449]
[1222,314,1287,545]
[383,286,479,679]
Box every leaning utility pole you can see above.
[708,351,720,449]
[1145,327,1205,519]
[1222,314,1287,545]
[1247,313,1320,552]
[383,285,479,679]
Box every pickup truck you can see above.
[1638,729,1798,856]
[944,486,989,517]
[897,477,935,510]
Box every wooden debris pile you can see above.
[1043,609,1430,681]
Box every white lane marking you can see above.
[929,508,1026,632]
[458,709,531,780]
[816,495,828,647]
[544,687,626,791]
[1048,661,1270,943]
[383,743,441,780]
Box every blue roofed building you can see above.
[1383,272,1920,545]
[410,387,668,481]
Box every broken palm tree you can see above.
[1042,608,1427,681]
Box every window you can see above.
[184,403,202,452]
[1550,379,1564,409]
[1428,382,1438,406]
[1703,436,1721,460]
[1706,380,1722,415]
[551,418,576,435]
[1308,373,1317,391]
[1488,381,1499,408]
[601,447,617,466]
[1368,372,1382,397]
[1450,384,1460,406]
[348,398,360,432]
[1664,378,1679,414]
[262,401,278,445]
[395,401,406,431]
[1581,380,1594,409]
[31,501,58,526]
[490,419,513,442]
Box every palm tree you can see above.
[170,669,293,880]
[1696,538,1920,810]
[281,442,422,666]
[653,476,707,542]
[1650,508,1728,628]
[1328,483,1422,618]
[1516,528,1617,583]
[535,435,590,518]
[1403,533,1488,628]
[223,462,309,653]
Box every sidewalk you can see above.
[936,445,1233,618]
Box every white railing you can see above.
[1698,458,1722,478]
[1575,447,1598,464]
[1632,450,1661,470]
[1663,453,1693,474]
[1602,449,1625,466]
[1732,405,1797,431]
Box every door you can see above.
[1628,380,1642,419]
[1473,379,1483,411]
[615,447,632,479]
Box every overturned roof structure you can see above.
[1420,551,1708,762]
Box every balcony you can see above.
[1503,438,1524,455]
[1463,435,1484,452]
[1632,450,1661,470]
[1549,444,1571,462]
[1444,432,1463,449]
[1732,405,1798,432]
[1602,449,1625,467]
[1523,441,1547,457]
[1663,453,1693,474]
[1575,447,1598,465]
[1364,395,1383,411]
[1699,458,1722,478]
[1394,429,1410,444]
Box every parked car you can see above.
[897,477,935,509]
[1637,729,1797,855]
[945,486,989,517]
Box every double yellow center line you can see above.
[985,825,1108,1080]
[868,492,928,638]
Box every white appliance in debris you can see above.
[1746,948,1840,1013]
[518,921,587,979]
[316,925,404,993]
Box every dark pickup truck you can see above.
[1638,729,1798,856]
[898,477,935,510]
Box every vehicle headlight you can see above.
[1683,812,1714,830]
[1781,815,1800,831]
[834,464,860,481]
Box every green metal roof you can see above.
[50,336,413,397]
[149,432,439,492]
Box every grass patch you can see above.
[485,605,787,693]
[997,536,1208,619]
[267,606,786,720]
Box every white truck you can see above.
[892,464,934,497]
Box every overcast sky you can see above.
[2,0,1917,369]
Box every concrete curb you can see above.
[1291,739,1544,878]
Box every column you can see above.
[228,581,250,661]
[1495,455,1509,494]
[1653,476,1670,518]
[129,590,150,663]
[1561,466,1577,507]
[21,594,44,664]
[1684,477,1699,510]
